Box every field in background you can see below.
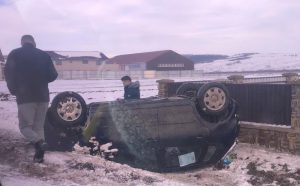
[195,53,300,72]
[1,76,231,103]
[0,73,282,102]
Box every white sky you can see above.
[1,0,300,56]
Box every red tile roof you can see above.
[107,50,172,64]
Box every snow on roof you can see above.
[54,51,102,58]
[46,51,109,61]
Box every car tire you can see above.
[197,82,230,116]
[50,91,87,128]
[176,83,199,98]
[44,110,80,151]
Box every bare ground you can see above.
[1,127,300,186]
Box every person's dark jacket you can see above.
[124,81,140,100]
[4,44,58,104]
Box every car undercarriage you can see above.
[44,82,239,172]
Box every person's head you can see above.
[21,35,36,47]
[121,76,132,87]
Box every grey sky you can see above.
[1,0,300,56]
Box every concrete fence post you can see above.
[286,73,300,131]
[0,63,4,80]
[291,83,300,131]
[156,79,174,97]
[283,72,300,83]
[227,75,245,84]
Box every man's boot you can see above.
[33,140,47,163]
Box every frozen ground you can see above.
[195,53,300,72]
[0,79,300,186]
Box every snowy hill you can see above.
[195,53,300,73]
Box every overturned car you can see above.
[44,82,239,172]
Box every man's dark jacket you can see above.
[124,81,140,100]
[4,44,58,104]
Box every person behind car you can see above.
[121,76,140,100]
[4,35,58,163]
[79,76,140,148]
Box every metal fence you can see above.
[227,84,291,125]
[56,70,204,80]
[166,76,288,96]
[166,80,292,126]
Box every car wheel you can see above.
[50,91,87,128]
[197,82,230,116]
[176,83,199,98]
[44,110,80,151]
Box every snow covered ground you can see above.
[195,53,300,72]
[0,79,300,186]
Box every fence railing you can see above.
[243,76,286,84]
[157,76,287,87]
[56,70,205,80]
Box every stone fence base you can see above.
[239,122,300,154]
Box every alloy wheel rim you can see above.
[203,87,226,111]
[57,97,82,122]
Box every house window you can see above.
[55,60,62,65]
[127,63,141,70]
[158,64,184,68]
[105,60,113,64]
[96,60,102,65]
[82,59,88,64]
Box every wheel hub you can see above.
[65,104,75,113]
[203,87,226,111]
[211,95,218,102]
[57,97,82,122]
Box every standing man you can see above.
[121,76,140,100]
[4,35,58,163]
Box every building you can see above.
[46,51,119,72]
[107,50,194,71]
[0,49,4,62]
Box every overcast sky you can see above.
[1,0,300,56]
